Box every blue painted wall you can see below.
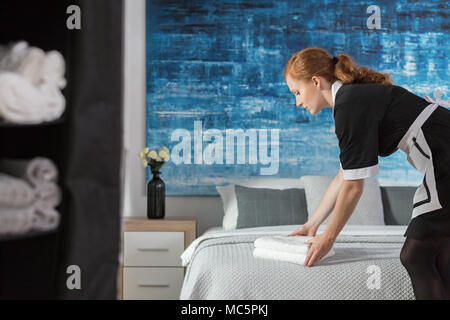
[146,0,449,195]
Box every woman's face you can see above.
[285,75,328,115]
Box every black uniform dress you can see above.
[331,80,450,241]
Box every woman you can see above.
[285,47,450,300]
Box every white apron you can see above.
[396,90,450,220]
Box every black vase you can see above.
[147,170,165,219]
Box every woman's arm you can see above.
[304,178,364,267]
[305,165,344,230]
[323,179,364,240]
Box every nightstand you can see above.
[121,216,196,300]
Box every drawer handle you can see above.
[137,248,169,252]
[138,283,170,288]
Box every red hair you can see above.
[284,47,393,85]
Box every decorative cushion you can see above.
[300,175,385,225]
[216,178,304,230]
[234,185,308,229]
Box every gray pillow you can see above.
[380,186,416,225]
[300,176,385,225]
[235,185,308,229]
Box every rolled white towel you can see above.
[0,41,30,72]
[37,50,67,121]
[34,182,62,208]
[32,202,60,231]
[253,247,336,266]
[0,41,66,124]
[0,206,34,235]
[0,173,36,207]
[41,50,66,89]
[16,47,47,86]
[38,81,66,121]
[0,157,58,187]
[4,43,66,89]
[0,71,50,124]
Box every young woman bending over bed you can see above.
[284,47,450,300]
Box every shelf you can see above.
[0,113,67,128]
[0,228,59,242]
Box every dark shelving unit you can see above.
[0,0,124,300]
[0,0,72,299]
[0,113,67,128]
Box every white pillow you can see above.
[300,175,385,225]
[216,178,304,230]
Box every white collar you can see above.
[331,80,343,107]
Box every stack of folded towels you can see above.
[0,157,61,235]
[0,41,66,124]
[253,235,336,266]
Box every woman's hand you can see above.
[287,222,318,237]
[303,232,335,267]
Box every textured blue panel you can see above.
[146,0,449,195]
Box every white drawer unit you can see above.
[123,267,184,300]
[124,231,185,267]
[121,217,196,300]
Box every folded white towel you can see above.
[253,235,336,266]
[0,157,58,186]
[254,235,314,254]
[253,247,335,266]
[0,173,35,207]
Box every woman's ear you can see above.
[311,76,322,89]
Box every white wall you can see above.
[122,0,223,237]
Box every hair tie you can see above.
[332,56,338,65]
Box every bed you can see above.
[179,224,414,300]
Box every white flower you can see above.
[149,151,158,160]
[161,146,169,154]
[159,150,168,159]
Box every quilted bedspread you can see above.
[179,225,415,300]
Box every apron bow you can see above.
[424,89,450,108]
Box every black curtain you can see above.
[57,0,124,299]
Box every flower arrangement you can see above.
[138,146,170,173]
